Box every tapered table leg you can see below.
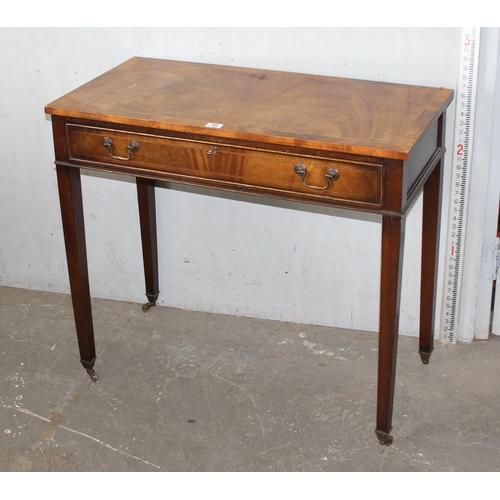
[419,160,443,364]
[136,177,160,312]
[376,215,406,445]
[56,165,98,382]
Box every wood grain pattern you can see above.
[67,124,384,208]
[46,57,453,160]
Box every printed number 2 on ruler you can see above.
[440,28,480,344]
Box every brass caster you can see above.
[86,368,99,382]
[81,358,98,382]
[375,430,394,446]
[419,349,433,365]
[142,292,159,313]
[379,435,394,446]
[142,302,153,313]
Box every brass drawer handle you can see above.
[206,146,217,155]
[102,136,140,161]
[294,163,340,190]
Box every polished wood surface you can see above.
[46,57,452,160]
[46,57,453,445]
[136,177,159,311]
[376,215,406,445]
[56,165,96,379]
[66,124,384,210]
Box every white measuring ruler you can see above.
[440,27,481,344]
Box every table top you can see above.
[45,57,453,161]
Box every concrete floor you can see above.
[1,284,500,472]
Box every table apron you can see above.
[65,124,386,212]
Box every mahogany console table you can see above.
[45,57,453,445]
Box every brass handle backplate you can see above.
[102,136,140,161]
[294,163,340,190]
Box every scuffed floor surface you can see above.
[1,285,500,472]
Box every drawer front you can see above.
[68,125,384,207]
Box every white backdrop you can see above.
[0,28,466,336]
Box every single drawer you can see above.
[67,125,384,207]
